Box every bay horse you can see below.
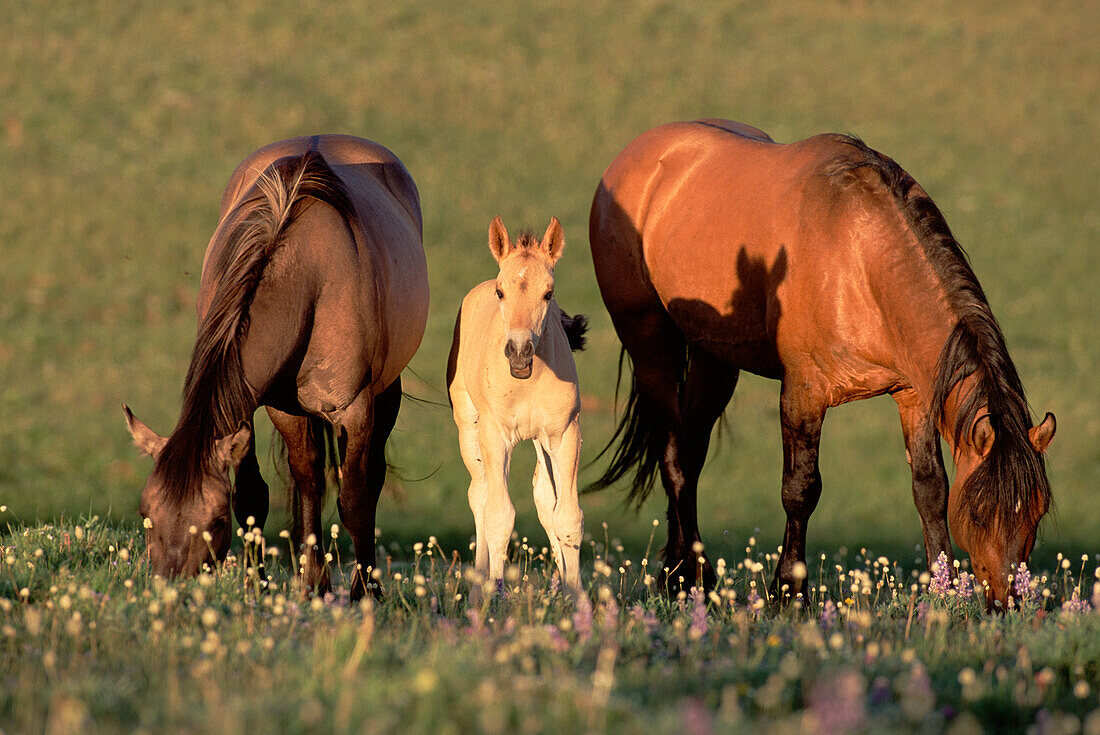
[447,217,588,598]
[123,135,429,600]
[589,119,1056,609]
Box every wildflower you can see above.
[806,668,866,735]
[688,587,708,639]
[1060,590,1091,616]
[820,600,838,628]
[928,552,950,596]
[573,597,593,641]
[747,584,762,612]
[953,571,973,599]
[630,604,659,635]
[1013,564,1035,606]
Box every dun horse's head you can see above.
[947,411,1056,609]
[488,216,564,379]
[123,405,250,578]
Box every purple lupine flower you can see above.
[601,594,620,630]
[630,604,658,635]
[678,697,715,735]
[1060,590,1092,616]
[953,571,973,599]
[549,573,560,596]
[573,596,593,641]
[689,587,708,638]
[929,552,951,596]
[545,624,569,652]
[820,600,838,628]
[807,669,866,735]
[1013,564,1035,606]
[747,585,761,612]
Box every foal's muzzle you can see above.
[504,335,535,379]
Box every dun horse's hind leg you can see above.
[232,427,269,576]
[533,420,584,597]
[340,379,401,603]
[773,382,826,602]
[894,389,953,572]
[267,408,330,596]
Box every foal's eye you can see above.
[544,290,553,301]
[495,288,504,300]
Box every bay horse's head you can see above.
[487,215,564,379]
[947,411,1056,609]
[123,405,250,578]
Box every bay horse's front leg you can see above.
[232,426,269,578]
[894,388,953,573]
[533,419,584,598]
[266,408,330,597]
[772,384,826,602]
[340,380,401,603]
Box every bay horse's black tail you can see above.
[587,341,687,507]
[560,311,588,351]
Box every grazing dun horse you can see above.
[124,135,429,600]
[448,217,588,597]
[590,119,1055,609]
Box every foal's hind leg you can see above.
[267,407,330,596]
[232,427,270,577]
[339,380,401,603]
[772,382,826,602]
[894,389,953,573]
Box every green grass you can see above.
[0,3,1097,728]
[1,515,1099,734]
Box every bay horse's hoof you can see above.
[348,570,383,604]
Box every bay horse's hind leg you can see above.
[672,348,738,589]
[266,407,330,597]
[232,426,270,577]
[341,378,401,602]
[772,381,826,602]
[894,388,953,573]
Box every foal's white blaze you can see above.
[449,216,583,599]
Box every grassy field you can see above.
[1,1,1097,731]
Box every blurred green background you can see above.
[1,1,1096,566]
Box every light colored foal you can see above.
[447,216,586,598]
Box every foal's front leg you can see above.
[477,423,516,592]
[533,420,584,597]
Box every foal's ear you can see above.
[215,421,252,471]
[541,216,565,265]
[1029,412,1056,453]
[123,404,167,459]
[488,216,512,263]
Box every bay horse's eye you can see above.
[495,288,504,300]
[544,290,553,301]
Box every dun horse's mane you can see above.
[514,229,540,250]
[155,150,355,504]
[825,137,1050,532]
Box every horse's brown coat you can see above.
[590,120,1055,607]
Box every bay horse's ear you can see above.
[541,216,565,265]
[123,404,167,459]
[216,421,252,471]
[488,216,511,263]
[1029,412,1056,453]
[973,415,995,459]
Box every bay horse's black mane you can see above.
[826,136,1050,532]
[155,150,356,504]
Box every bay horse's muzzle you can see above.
[505,334,535,379]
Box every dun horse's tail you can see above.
[560,311,588,351]
[156,150,354,503]
[587,341,687,507]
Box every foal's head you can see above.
[123,406,250,578]
[947,411,1056,609]
[488,216,564,379]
